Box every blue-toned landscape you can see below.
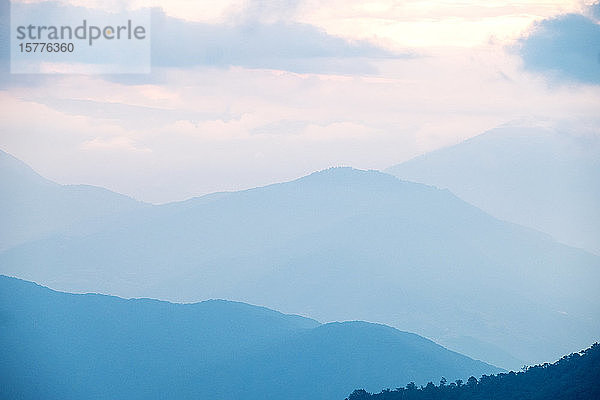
[1,0,599,399]
[0,275,501,400]
[1,129,599,398]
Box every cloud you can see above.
[591,2,600,21]
[149,8,399,74]
[81,136,151,152]
[0,0,152,86]
[518,11,600,84]
[3,2,599,204]
[0,0,400,83]
[234,0,303,24]
[4,44,600,204]
[0,0,11,80]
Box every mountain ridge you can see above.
[386,124,600,255]
[0,149,148,251]
[1,152,599,370]
[0,274,501,400]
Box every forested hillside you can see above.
[346,343,600,400]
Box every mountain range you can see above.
[0,150,146,252]
[0,275,500,400]
[0,148,599,370]
[386,123,600,255]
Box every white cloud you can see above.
[81,136,152,152]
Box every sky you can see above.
[1,0,599,203]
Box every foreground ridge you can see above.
[0,275,499,400]
[347,343,600,400]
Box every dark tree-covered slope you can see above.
[347,342,600,400]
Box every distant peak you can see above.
[297,166,399,184]
[0,148,57,187]
[308,166,376,175]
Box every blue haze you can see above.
[386,125,600,255]
[0,150,146,251]
[0,150,598,370]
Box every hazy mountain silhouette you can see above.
[346,342,600,400]
[0,149,146,251]
[386,124,600,255]
[229,321,503,400]
[0,275,500,400]
[1,156,599,369]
